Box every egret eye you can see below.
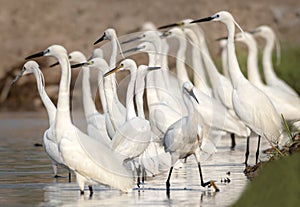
[216,14,220,18]
[68,55,72,59]
[142,34,146,38]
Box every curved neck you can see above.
[33,69,56,124]
[126,67,137,120]
[82,66,98,118]
[183,91,197,127]
[262,36,277,83]
[226,21,245,88]
[245,40,263,85]
[56,53,72,125]
[146,50,160,104]
[175,35,189,82]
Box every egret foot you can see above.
[209,180,220,192]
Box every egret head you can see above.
[12,61,40,84]
[68,51,86,63]
[25,45,67,60]
[94,28,117,45]
[183,81,199,104]
[71,57,109,73]
[250,25,274,39]
[103,59,137,77]
[161,27,184,39]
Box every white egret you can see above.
[235,32,300,121]
[25,45,133,195]
[13,61,71,180]
[163,81,219,195]
[161,27,250,141]
[191,11,285,166]
[122,39,185,139]
[251,25,298,97]
[94,28,126,138]
[103,59,152,160]
[68,51,111,146]
[103,59,154,186]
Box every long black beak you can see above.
[121,36,142,44]
[190,16,215,24]
[94,33,106,45]
[123,46,141,54]
[25,51,45,60]
[71,62,86,68]
[215,36,228,41]
[157,23,179,30]
[189,88,199,104]
[49,61,59,67]
[147,66,161,71]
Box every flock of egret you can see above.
[13,11,299,196]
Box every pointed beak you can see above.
[188,88,199,104]
[157,22,181,30]
[160,31,171,38]
[147,66,161,71]
[103,65,123,77]
[248,29,259,35]
[49,61,59,67]
[94,33,106,45]
[122,46,141,54]
[11,70,25,85]
[215,36,228,41]
[121,36,142,44]
[25,50,45,60]
[190,16,215,24]
[71,62,87,69]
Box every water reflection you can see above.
[0,112,267,206]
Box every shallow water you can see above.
[0,112,268,207]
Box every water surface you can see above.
[0,112,265,206]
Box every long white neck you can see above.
[33,69,56,125]
[226,21,245,88]
[245,38,263,86]
[221,43,230,79]
[82,66,98,118]
[109,37,120,97]
[184,28,210,95]
[126,66,137,120]
[135,70,146,119]
[175,35,190,83]
[262,34,277,84]
[146,49,161,105]
[56,52,72,131]
[183,90,197,131]
[98,71,107,114]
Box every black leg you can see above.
[244,136,250,167]
[230,133,236,150]
[136,165,141,188]
[68,172,71,183]
[166,166,173,190]
[88,185,93,197]
[166,166,173,198]
[197,162,219,192]
[255,135,261,164]
[80,190,84,195]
